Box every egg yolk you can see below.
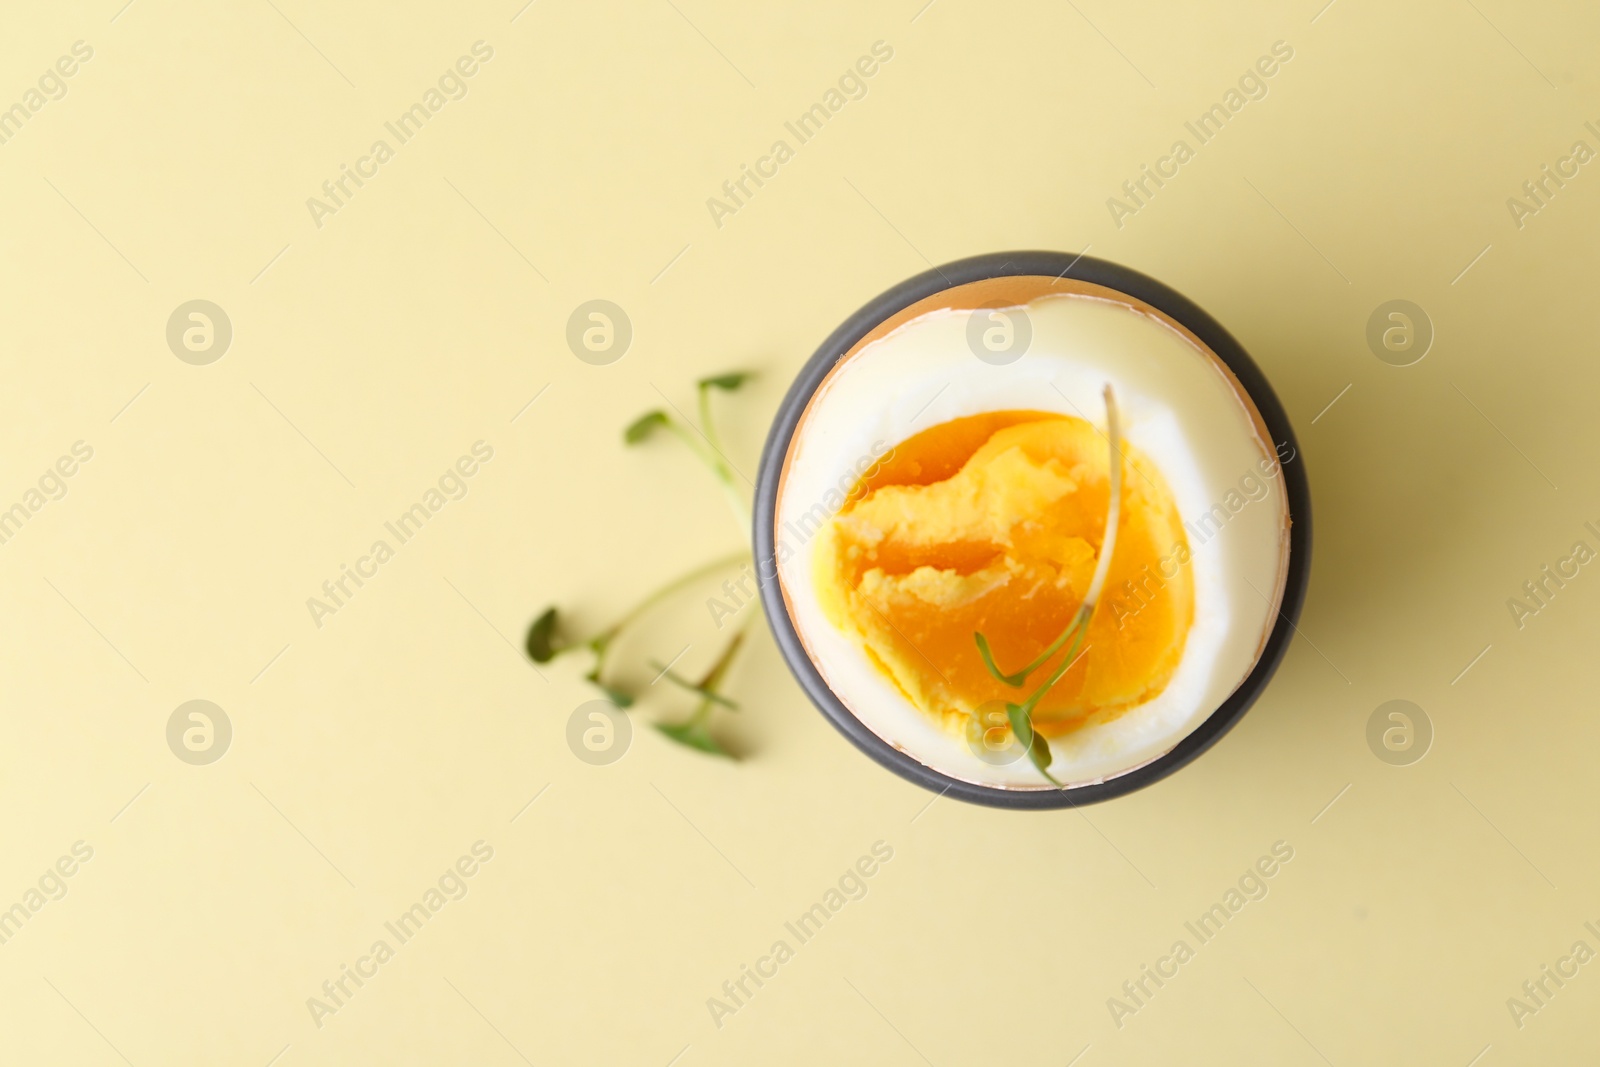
[813,411,1193,738]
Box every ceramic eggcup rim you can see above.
[753,251,1311,809]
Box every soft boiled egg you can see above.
[768,271,1295,792]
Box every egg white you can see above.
[775,291,1291,789]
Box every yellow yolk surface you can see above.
[813,411,1193,738]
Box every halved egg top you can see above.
[773,283,1291,789]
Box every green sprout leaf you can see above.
[656,717,732,757]
[532,368,763,763]
[525,607,562,663]
[651,630,746,757]
[1005,702,1062,786]
[624,410,669,445]
[1027,731,1056,781]
[1004,702,1030,747]
[974,632,1028,687]
[698,371,752,392]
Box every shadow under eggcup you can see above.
[754,251,1312,809]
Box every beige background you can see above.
[1,0,1596,1063]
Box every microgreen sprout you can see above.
[623,372,752,528]
[973,384,1124,786]
[527,372,756,756]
